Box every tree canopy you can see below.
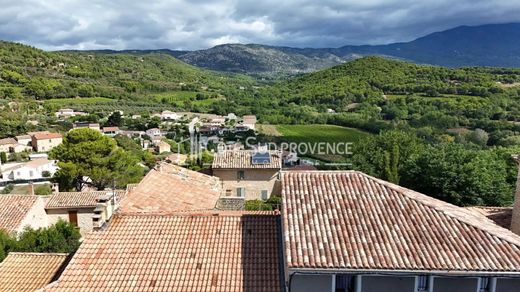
[50,128,144,191]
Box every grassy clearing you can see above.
[276,124,369,143]
[272,124,371,162]
[151,91,223,107]
[257,124,282,136]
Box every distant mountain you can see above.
[65,23,520,75]
[333,23,520,68]
[173,23,520,75]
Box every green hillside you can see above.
[0,41,254,103]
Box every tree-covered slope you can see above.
[0,41,253,101]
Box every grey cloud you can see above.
[0,0,519,50]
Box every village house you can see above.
[0,195,48,235]
[165,153,188,165]
[0,137,19,153]
[0,158,58,182]
[155,140,171,153]
[0,135,34,154]
[45,189,126,236]
[242,115,257,130]
[101,126,120,137]
[15,134,32,147]
[160,110,178,120]
[282,170,520,292]
[31,132,63,152]
[0,252,70,291]
[72,122,100,131]
[55,108,87,119]
[212,150,282,200]
[145,127,162,137]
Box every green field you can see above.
[151,91,224,107]
[272,124,371,162]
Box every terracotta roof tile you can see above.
[33,132,62,140]
[0,138,17,145]
[120,164,222,214]
[282,171,520,272]
[0,195,39,233]
[45,213,284,291]
[212,150,282,169]
[0,252,69,292]
[46,190,126,209]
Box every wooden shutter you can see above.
[68,211,78,226]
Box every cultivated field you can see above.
[264,124,370,162]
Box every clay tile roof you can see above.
[282,170,520,272]
[0,137,17,145]
[0,252,69,292]
[212,150,282,169]
[15,135,31,140]
[243,115,257,123]
[33,132,62,140]
[45,213,284,291]
[0,195,38,233]
[101,126,119,132]
[120,164,222,214]
[46,190,126,209]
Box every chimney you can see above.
[511,155,520,235]
[51,183,59,194]
[28,182,34,196]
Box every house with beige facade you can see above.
[31,132,63,152]
[212,150,282,200]
[45,190,125,236]
[0,195,48,235]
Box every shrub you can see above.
[34,185,52,196]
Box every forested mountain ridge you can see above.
[83,23,520,76]
[0,41,253,101]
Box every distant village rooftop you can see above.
[212,150,282,169]
[32,132,62,140]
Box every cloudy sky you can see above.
[1,0,520,51]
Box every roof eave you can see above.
[288,267,520,277]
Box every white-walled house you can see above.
[161,111,178,121]
[242,115,257,130]
[145,128,162,137]
[0,158,58,182]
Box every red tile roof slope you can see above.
[282,171,520,272]
[120,164,222,214]
[33,132,62,140]
[212,150,282,169]
[45,213,284,291]
[0,137,17,145]
[0,252,69,292]
[46,190,126,209]
[0,195,38,233]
